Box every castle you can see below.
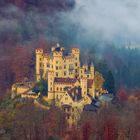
[36,44,95,100]
[12,44,96,125]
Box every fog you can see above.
[62,0,140,45]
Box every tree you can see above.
[104,70,115,95]
[82,121,92,140]
[117,88,128,102]
[35,79,48,96]
[11,47,33,82]
[42,106,67,138]
[103,116,118,140]
[0,59,13,94]
[94,71,105,94]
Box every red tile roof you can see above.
[54,78,77,84]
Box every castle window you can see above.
[69,64,73,69]
[56,61,58,64]
[60,87,62,91]
[64,71,67,76]
[75,57,77,60]
[75,63,78,67]
[56,66,58,70]
[40,58,42,61]
[67,108,70,112]
[72,115,75,120]
[40,69,44,75]
[67,115,70,120]
[56,95,58,99]
[50,87,52,91]
[64,65,66,69]
[47,63,50,68]
[56,72,58,77]
[72,108,74,112]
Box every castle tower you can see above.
[71,48,80,77]
[36,48,43,81]
[90,62,94,79]
[48,71,55,100]
[52,45,64,77]
[83,64,88,72]
[92,82,95,98]
[80,77,87,97]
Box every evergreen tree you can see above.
[33,79,48,96]
[104,70,115,95]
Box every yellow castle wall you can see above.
[36,47,81,81]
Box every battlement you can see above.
[53,51,63,57]
[36,45,80,60]
[71,48,80,54]
[81,77,88,81]
[48,70,54,74]
[35,44,94,82]
[36,48,43,54]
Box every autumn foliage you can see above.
[117,87,128,102]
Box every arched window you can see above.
[57,87,59,91]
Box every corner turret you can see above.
[80,77,87,97]
[90,62,94,79]
[48,71,55,99]
[36,48,44,81]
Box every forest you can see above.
[0,88,140,140]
